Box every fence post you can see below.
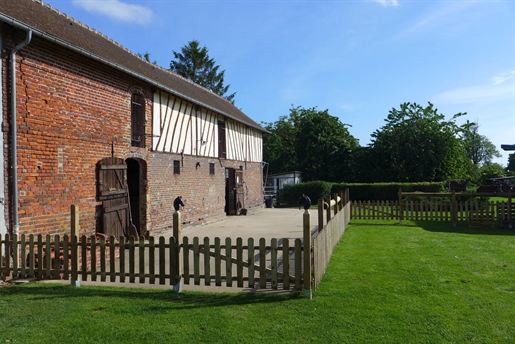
[333,193,338,215]
[70,204,80,287]
[318,198,324,232]
[173,210,183,292]
[451,190,457,227]
[508,191,512,229]
[398,188,403,224]
[325,194,332,224]
[303,209,312,299]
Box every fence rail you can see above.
[0,234,305,290]
[351,199,513,227]
[1,191,352,297]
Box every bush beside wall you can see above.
[277,181,446,206]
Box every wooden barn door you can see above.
[225,168,236,215]
[97,157,128,238]
[235,171,245,213]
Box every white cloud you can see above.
[432,72,515,105]
[395,1,481,39]
[371,0,399,8]
[72,0,153,25]
[492,70,515,85]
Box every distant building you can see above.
[264,171,302,200]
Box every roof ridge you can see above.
[34,0,236,108]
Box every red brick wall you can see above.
[148,153,263,236]
[2,30,263,238]
[2,33,152,236]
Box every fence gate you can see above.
[97,157,129,238]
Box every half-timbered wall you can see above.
[225,119,262,162]
[152,91,262,162]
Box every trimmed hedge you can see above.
[332,182,446,201]
[280,181,332,206]
[277,181,447,206]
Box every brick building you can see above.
[0,0,266,238]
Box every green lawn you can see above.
[1,220,514,343]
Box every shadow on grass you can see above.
[0,283,301,309]
[349,219,515,236]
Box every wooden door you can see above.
[225,168,236,215]
[235,171,245,213]
[97,157,129,238]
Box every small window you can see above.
[173,160,180,174]
[209,163,215,175]
[131,93,145,148]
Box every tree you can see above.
[262,106,360,182]
[507,153,515,175]
[478,163,505,184]
[463,121,501,166]
[170,40,236,103]
[368,102,471,182]
[262,113,300,175]
[137,51,157,64]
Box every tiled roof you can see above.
[0,0,266,132]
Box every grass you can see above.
[1,220,514,343]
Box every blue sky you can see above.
[44,0,514,165]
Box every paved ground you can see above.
[165,207,319,241]
[41,207,319,293]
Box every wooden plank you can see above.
[215,237,221,286]
[100,164,127,170]
[100,236,106,282]
[109,237,116,282]
[149,237,155,285]
[169,237,175,286]
[90,235,97,282]
[28,235,35,278]
[53,235,60,279]
[119,236,126,283]
[283,239,290,290]
[204,237,210,286]
[63,235,69,280]
[193,237,200,285]
[12,234,19,279]
[248,238,255,288]
[103,203,129,213]
[225,237,232,287]
[183,237,190,285]
[19,234,26,278]
[295,239,302,290]
[70,235,78,283]
[81,236,88,281]
[271,238,278,290]
[139,236,145,284]
[237,238,243,288]
[45,235,51,280]
[129,236,135,283]
[259,238,266,289]
[159,237,165,285]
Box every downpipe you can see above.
[10,29,32,236]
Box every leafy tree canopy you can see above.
[263,106,360,182]
[507,153,515,175]
[463,121,501,167]
[368,102,471,182]
[170,40,236,103]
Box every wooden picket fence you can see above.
[312,191,351,290]
[0,191,352,297]
[0,234,305,290]
[351,191,514,227]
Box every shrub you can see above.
[279,181,332,206]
